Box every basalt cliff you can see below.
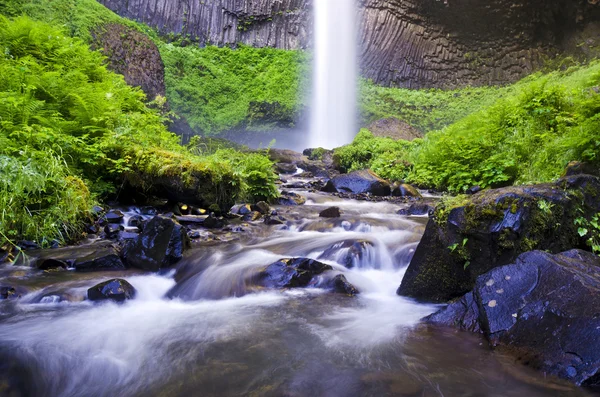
[99,0,600,88]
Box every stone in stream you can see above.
[0,286,18,300]
[322,170,391,196]
[398,174,600,303]
[37,258,69,271]
[259,258,333,289]
[319,206,341,218]
[124,216,189,272]
[104,223,122,238]
[74,248,126,272]
[277,191,306,206]
[397,203,433,216]
[327,274,359,296]
[127,215,144,228]
[105,210,125,224]
[252,201,271,215]
[426,250,600,387]
[243,211,262,221]
[87,279,136,302]
[391,183,422,199]
[274,162,297,174]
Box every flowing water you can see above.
[308,0,357,149]
[0,187,593,397]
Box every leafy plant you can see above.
[575,214,600,254]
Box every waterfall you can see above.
[308,0,357,149]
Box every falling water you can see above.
[308,0,358,149]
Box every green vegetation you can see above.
[0,16,277,247]
[359,79,508,132]
[338,62,600,193]
[160,44,309,134]
[576,212,600,254]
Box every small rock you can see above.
[319,206,341,218]
[243,211,262,221]
[259,258,333,289]
[87,279,136,302]
[74,248,126,272]
[391,183,422,198]
[264,216,284,225]
[278,192,306,206]
[322,170,391,196]
[127,215,144,227]
[105,210,125,223]
[203,213,225,229]
[104,223,122,238]
[466,185,482,195]
[397,203,433,216]
[253,201,271,215]
[328,274,359,296]
[275,163,297,174]
[0,286,18,300]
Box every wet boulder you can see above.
[427,250,600,386]
[275,162,297,174]
[398,175,600,302]
[203,213,225,229]
[322,170,391,196]
[319,206,341,218]
[124,216,189,272]
[277,191,306,206]
[397,203,433,216]
[87,279,136,302]
[0,286,18,300]
[105,210,124,224]
[259,258,333,289]
[74,248,126,272]
[243,211,262,221]
[327,274,359,296]
[391,183,422,199]
[252,201,271,215]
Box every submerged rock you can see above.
[318,240,374,269]
[319,206,341,218]
[398,175,600,302]
[74,248,126,272]
[0,286,18,300]
[427,250,600,386]
[87,279,136,302]
[124,216,188,272]
[322,170,391,196]
[105,210,124,223]
[397,203,433,216]
[259,258,333,289]
[327,274,359,296]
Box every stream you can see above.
[0,187,594,397]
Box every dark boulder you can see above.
[203,213,225,229]
[124,216,189,272]
[563,161,599,177]
[277,191,306,206]
[275,163,297,174]
[427,250,600,386]
[264,216,285,225]
[105,210,124,223]
[391,183,422,198]
[87,279,136,302]
[74,248,126,272]
[259,258,333,289]
[397,203,433,216]
[322,170,391,196]
[231,204,253,215]
[319,206,341,218]
[37,258,68,271]
[398,175,600,302]
[466,185,482,195]
[327,274,359,296]
[104,223,122,238]
[127,215,144,228]
[0,286,18,300]
[243,211,262,221]
[252,201,271,215]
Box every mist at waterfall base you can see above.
[308,0,358,150]
[0,185,591,396]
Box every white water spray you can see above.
[308,0,357,149]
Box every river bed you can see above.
[0,190,593,396]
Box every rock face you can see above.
[98,0,309,50]
[322,170,391,196]
[92,23,165,99]
[125,216,189,271]
[88,279,136,302]
[259,258,333,288]
[98,0,600,88]
[428,250,600,386]
[367,118,422,141]
[398,175,600,302]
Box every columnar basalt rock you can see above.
[98,0,600,88]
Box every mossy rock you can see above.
[397,174,600,303]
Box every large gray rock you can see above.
[398,175,600,302]
[259,258,333,289]
[427,249,600,387]
[124,216,189,271]
[99,0,600,89]
[322,170,391,196]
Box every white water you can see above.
[308,0,357,149]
